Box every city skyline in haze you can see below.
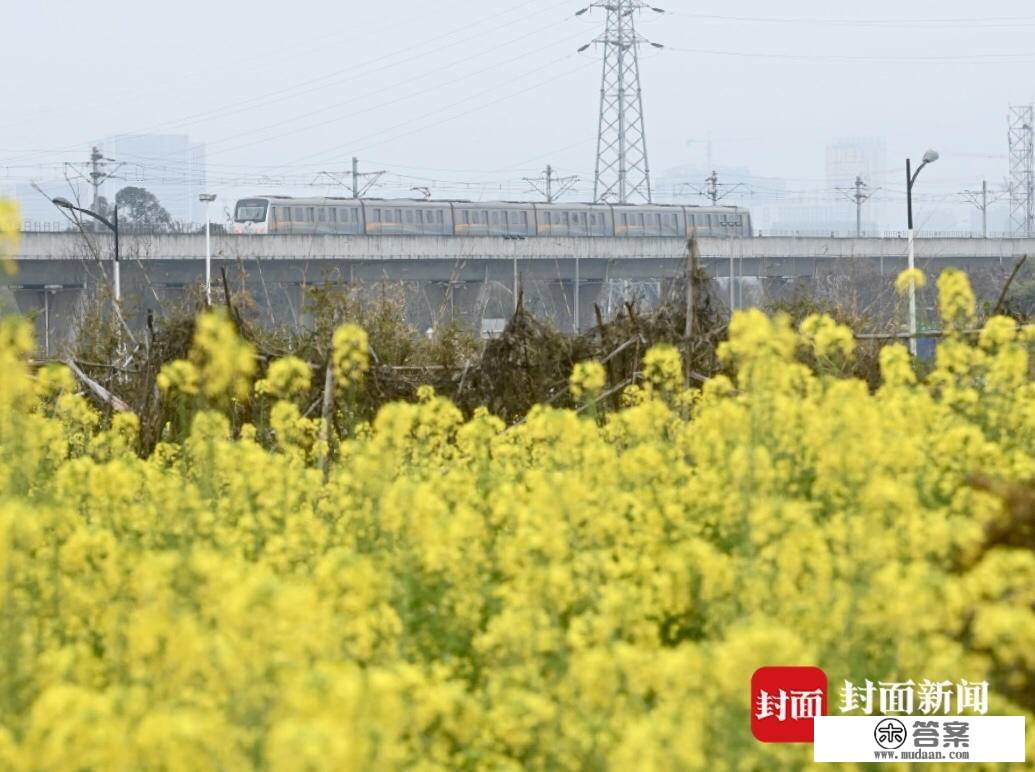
[2,0,1032,230]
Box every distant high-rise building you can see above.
[825,137,891,232]
[97,134,207,224]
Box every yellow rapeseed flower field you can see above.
[0,268,1033,770]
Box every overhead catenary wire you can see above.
[0,0,575,167]
[665,46,1035,64]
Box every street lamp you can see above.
[199,193,216,306]
[52,197,120,302]
[905,149,939,355]
[719,214,740,312]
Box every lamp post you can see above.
[199,193,216,306]
[905,149,939,356]
[719,215,740,312]
[52,197,120,302]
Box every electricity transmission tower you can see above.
[960,180,1008,238]
[578,2,664,204]
[835,176,879,237]
[1008,105,1034,237]
[523,165,579,203]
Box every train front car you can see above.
[230,198,271,234]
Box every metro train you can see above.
[230,196,752,239]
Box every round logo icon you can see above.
[874,718,907,750]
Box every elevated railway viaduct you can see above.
[5,233,1033,353]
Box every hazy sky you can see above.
[2,0,1034,225]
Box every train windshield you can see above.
[235,199,268,222]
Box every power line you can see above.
[835,176,879,237]
[961,180,1008,238]
[277,55,594,168]
[578,1,663,204]
[0,0,576,168]
[666,46,1035,64]
[62,147,123,212]
[682,170,746,205]
[667,10,1035,28]
[523,164,579,202]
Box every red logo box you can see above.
[751,666,828,743]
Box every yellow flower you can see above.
[800,313,855,360]
[895,268,926,296]
[256,356,311,400]
[331,323,369,390]
[34,364,75,401]
[569,360,606,400]
[641,344,682,393]
[978,315,1016,350]
[0,270,1032,769]
[937,268,976,328]
[0,198,20,276]
[157,359,199,396]
[190,311,256,401]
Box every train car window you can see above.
[491,211,499,225]
[589,213,596,225]
[405,209,414,224]
[371,208,381,223]
[462,210,469,225]
[278,207,290,222]
[293,207,304,221]
[619,213,627,225]
[317,208,327,223]
[329,209,337,223]
[437,210,445,224]
[520,211,528,226]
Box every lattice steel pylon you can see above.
[1008,104,1034,237]
[584,1,660,204]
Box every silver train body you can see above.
[230,196,752,239]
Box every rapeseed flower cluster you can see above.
[332,323,369,390]
[256,356,312,400]
[895,267,926,295]
[569,359,606,400]
[0,198,18,276]
[0,270,1033,769]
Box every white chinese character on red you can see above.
[878,680,915,714]
[789,689,824,720]
[956,680,988,715]
[917,680,954,715]
[839,679,876,714]
[755,689,788,721]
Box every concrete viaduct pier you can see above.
[5,232,1033,353]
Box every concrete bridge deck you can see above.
[10,232,1035,266]
[4,233,1032,354]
